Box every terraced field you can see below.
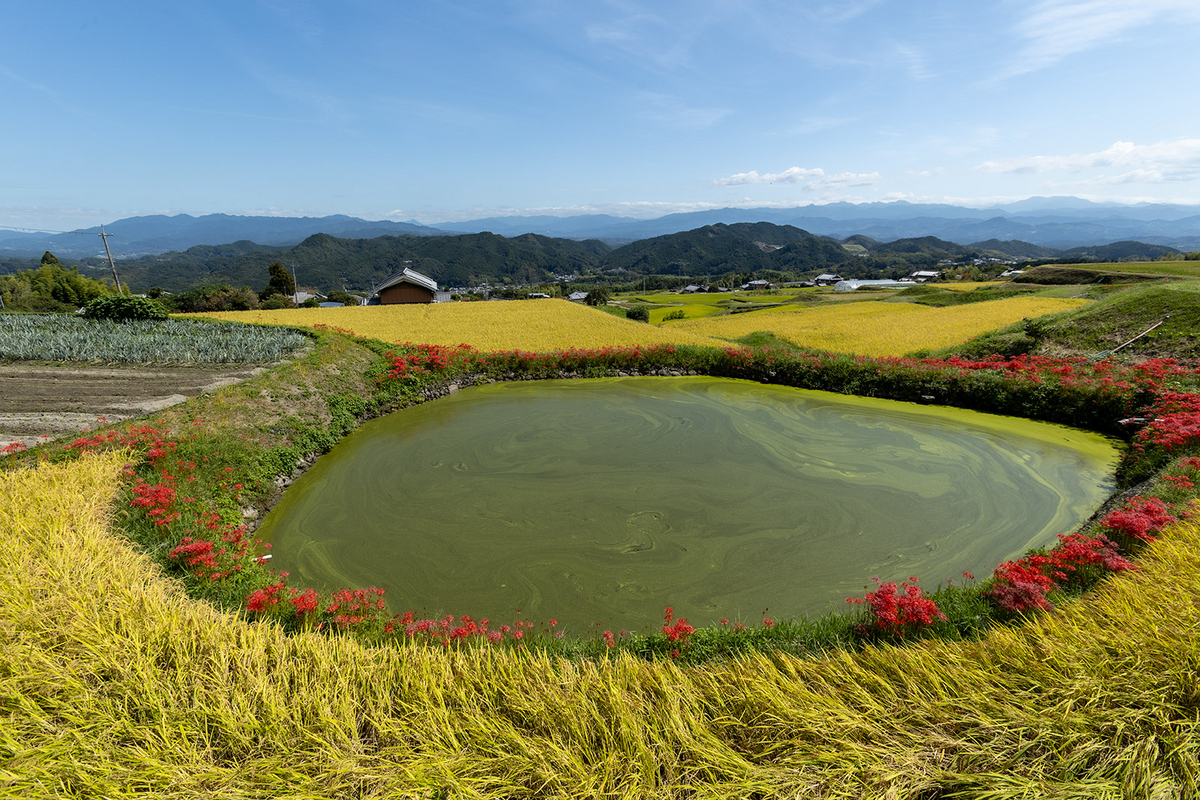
[673,295,1088,355]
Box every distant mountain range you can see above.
[428,198,1200,250]
[4,221,1181,296]
[0,213,442,259]
[2,197,1199,259]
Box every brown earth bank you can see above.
[0,364,262,449]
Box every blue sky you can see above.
[4,0,1200,230]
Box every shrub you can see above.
[260,295,296,310]
[626,305,650,322]
[80,294,170,322]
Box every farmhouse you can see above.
[910,270,941,282]
[567,291,589,302]
[742,279,775,290]
[813,273,845,286]
[370,268,440,304]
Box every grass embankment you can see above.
[942,284,1200,360]
[3,452,1198,797]
[1023,262,1200,280]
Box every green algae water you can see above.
[257,377,1118,632]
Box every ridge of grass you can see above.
[937,283,1200,360]
[3,450,1198,797]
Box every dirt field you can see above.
[0,364,262,449]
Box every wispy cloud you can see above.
[977,139,1200,182]
[584,2,697,71]
[637,92,731,128]
[786,116,857,135]
[715,166,880,189]
[241,59,351,122]
[0,63,87,119]
[256,0,326,44]
[996,0,1200,79]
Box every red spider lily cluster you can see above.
[661,607,694,656]
[1097,496,1178,545]
[987,531,1138,614]
[382,343,475,379]
[847,577,946,638]
[1132,392,1200,452]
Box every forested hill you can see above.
[12,221,1187,295]
[599,223,852,276]
[107,232,614,293]
[69,223,855,293]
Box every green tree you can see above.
[0,252,111,311]
[625,304,650,322]
[261,262,296,300]
[584,287,611,306]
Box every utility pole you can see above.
[98,225,123,294]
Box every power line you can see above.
[0,224,78,234]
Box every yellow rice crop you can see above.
[938,281,1005,291]
[5,448,1199,796]
[674,295,1087,356]
[195,301,722,351]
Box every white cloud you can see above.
[714,166,880,189]
[997,0,1200,79]
[977,139,1200,182]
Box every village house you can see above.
[369,267,440,304]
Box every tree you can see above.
[584,287,611,306]
[625,304,650,322]
[0,252,112,311]
[260,262,296,301]
[326,290,360,306]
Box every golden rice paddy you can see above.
[196,295,1086,357]
[196,301,723,351]
[673,296,1087,356]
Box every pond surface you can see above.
[258,377,1119,632]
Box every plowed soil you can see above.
[0,364,261,449]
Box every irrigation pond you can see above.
[257,377,1119,632]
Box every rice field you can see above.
[5,451,1198,796]
[195,301,724,351]
[194,296,1088,357]
[673,295,1088,356]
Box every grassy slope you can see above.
[942,283,1200,360]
